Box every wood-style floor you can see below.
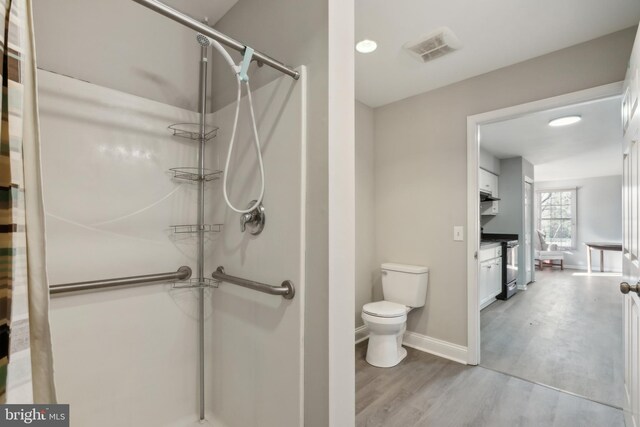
[355,343,624,427]
[481,269,624,407]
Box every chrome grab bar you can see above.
[50,266,192,295]
[211,266,295,300]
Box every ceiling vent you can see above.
[403,27,462,63]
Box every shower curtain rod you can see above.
[131,0,300,80]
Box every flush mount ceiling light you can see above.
[548,115,582,127]
[356,39,377,54]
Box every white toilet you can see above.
[361,263,429,368]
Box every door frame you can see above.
[524,177,534,287]
[466,81,624,365]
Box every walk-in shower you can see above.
[47,0,299,423]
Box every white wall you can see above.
[536,175,623,272]
[209,1,332,424]
[355,101,376,328]
[39,70,206,427]
[39,65,307,427]
[204,70,306,427]
[374,28,634,347]
[32,0,237,111]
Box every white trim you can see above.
[402,331,469,365]
[355,325,369,344]
[562,263,623,273]
[298,66,308,426]
[466,112,481,365]
[466,81,624,366]
[479,296,497,310]
[328,0,355,425]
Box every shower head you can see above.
[195,34,238,71]
[196,34,211,47]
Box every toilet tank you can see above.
[381,263,429,308]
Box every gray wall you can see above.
[483,157,524,234]
[355,101,376,328]
[536,175,623,272]
[211,1,330,425]
[32,0,229,111]
[374,27,635,346]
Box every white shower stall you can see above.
[35,0,309,424]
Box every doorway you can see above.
[467,82,625,408]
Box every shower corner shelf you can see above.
[169,167,223,182]
[172,278,219,290]
[168,123,219,142]
[171,224,223,234]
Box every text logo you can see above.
[0,405,69,426]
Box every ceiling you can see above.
[480,96,623,182]
[355,0,640,107]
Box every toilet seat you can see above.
[362,301,407,318]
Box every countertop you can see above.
[480,242,501,249]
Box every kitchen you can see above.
[477,151,533,310]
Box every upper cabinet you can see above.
[479,168,499,196]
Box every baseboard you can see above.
[564,264,622,273]
[355,325,369,344]
[402,331,468,365]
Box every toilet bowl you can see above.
[362,263,429,368]
[362,302,409,367]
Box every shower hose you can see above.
[209,38,265,214]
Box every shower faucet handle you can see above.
[240,200,266,235]
[240,212,254,232]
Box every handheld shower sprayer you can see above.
[197,34,265,215]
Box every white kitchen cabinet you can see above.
[479,169,499,196]
[481,200,499,215]
[480,169,499,216]
[479,245,502,309]
[489,258,502,297]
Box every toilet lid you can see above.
[362,301,407,318]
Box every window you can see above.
[536,189,577,249]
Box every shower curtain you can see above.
[0,0,56,403]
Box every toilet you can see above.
[361,263,429,367]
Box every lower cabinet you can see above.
[480,250,502,310]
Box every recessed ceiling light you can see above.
[548,115,582,127]
[356,39,377,54]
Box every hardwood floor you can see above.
[356,343,624,427]
[481,269,624,407]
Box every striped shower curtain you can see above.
[0,0,56,403]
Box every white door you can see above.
[622,136,640,427]
[525,181,534,284]
[621,25,640,427]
